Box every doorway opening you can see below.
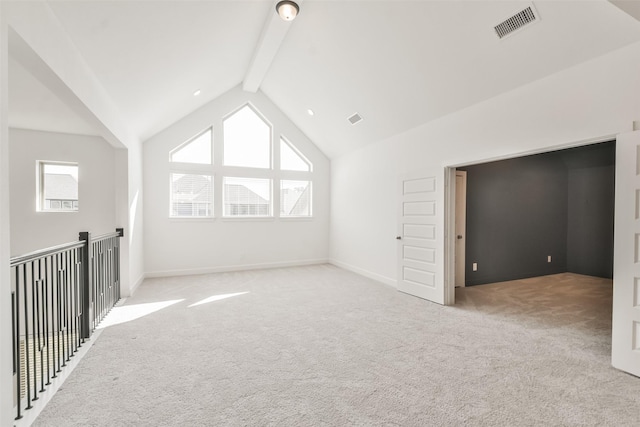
[442,134,640,378]
[447,140,616,360]
[453,140,615,288]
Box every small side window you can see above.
[38,162,79,212]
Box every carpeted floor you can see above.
[32,265,640,426]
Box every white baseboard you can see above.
[129,273,145,295]
[145,258,329,279]
[119,273,145,298]
[329,259,397,288]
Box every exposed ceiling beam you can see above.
[243,0,303,93]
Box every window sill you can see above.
[221,217,275,222]
[280,216,314,221]
[167,216,314,222]
[169,217,215,222]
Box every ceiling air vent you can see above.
[348,113,363,125]
[494,5,539,39]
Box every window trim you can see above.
[37,160,79,213]
[222,176,272,218]
[280,137,312,172]
[169,127,213,165]
[166,104,315,220]
[280,179,312,218]
[169,172,214,219]
[222,103,273,170]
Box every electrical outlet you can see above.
[547,255,552,263]
[472,262,478,271]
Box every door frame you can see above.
[454,171,467,288]
[442,133,620,305]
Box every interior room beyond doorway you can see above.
[457,141,615,287]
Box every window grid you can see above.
[168,104,314,219]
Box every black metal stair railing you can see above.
[83,230,123,334]
[10,228,123,421]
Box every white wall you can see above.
[9,129,117,255]
[0,2,144,419]
[4,0,144,295]
[144,86,330,276]
[124,142,145,294]
[0,7,12,427]
[330,41,640,287]
[1,2,144,418]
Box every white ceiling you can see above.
[9,55,99,136]
[9,1,640,158]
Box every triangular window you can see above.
[170,128,212,164]
[280,138,311,172]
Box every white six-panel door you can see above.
[612,130,640,377]
[397,173,445,305]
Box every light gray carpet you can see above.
[32,265,640,426]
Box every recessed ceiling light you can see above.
[193,89,201,97]
[307,109,314,116]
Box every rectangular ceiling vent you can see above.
[494,5,539,39]
[348,113,363,125]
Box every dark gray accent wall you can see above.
[566,165,615,277]
[460,154,568,285]
[460,141,615,286]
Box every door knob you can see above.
[457,235,463,239]
[396,236,402,240]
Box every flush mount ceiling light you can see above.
[276,1,299,21]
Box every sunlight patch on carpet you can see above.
[97,299,185,329]
[188,292,249,308]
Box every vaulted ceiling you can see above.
[9,1,640,158]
